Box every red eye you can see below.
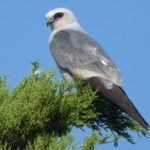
[54,12,64,19]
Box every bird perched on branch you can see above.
[45,8,149,130]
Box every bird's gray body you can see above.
[50,29,121,89]
[46,8,149,130]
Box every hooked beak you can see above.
[46,18,54,27]
[46,22,50,27]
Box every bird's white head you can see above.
[45,8,80,31]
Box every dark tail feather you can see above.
[85,77,149,130]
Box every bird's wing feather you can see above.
[50,29,121,86]
[84,77,149,130]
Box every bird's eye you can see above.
[54,12,64,20]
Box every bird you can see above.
[45,8,149,130]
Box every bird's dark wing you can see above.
[50,29,121,86]
[85,77,149,130]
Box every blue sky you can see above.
[0,0,150,149]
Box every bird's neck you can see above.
[53,22,84,32]
[49,22,85,43]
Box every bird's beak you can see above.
[46,22,51,27]
[46,18,54,27]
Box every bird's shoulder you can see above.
[50,29,122,86]
[51,29,113,62]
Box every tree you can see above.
[0,61,148,150]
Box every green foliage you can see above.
[0,61,149,149]
[0,76,9,104]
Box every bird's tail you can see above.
[85,77,149,130]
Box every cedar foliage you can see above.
[0,61,148,150]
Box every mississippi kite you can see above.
[45,8,149,130]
